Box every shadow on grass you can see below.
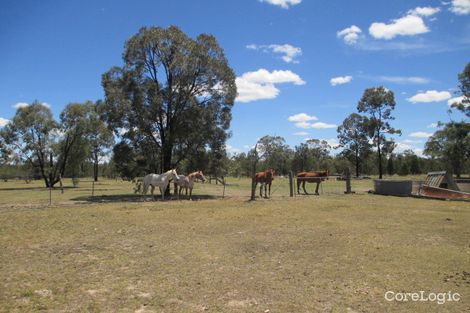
[0,186,77,191]
[71,193,221,203]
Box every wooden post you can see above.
[250,143,258,201]
[222,176,226,199]
[345,167,353,194]
[92,180,95,198]
[49,185,52,206]
[289,171,293,197]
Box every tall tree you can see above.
[256,135,292,174]
[101,26,236,175]
[337,113,371,177]
[88,101,114,181]
[449,62,470,117]
[424,121,470,177]
[0,101,87,187]
[357,86,401,179]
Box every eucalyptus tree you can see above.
[0,101,87,187]
[424,122,470,178]
[337,113,371,177]
[357,87,401,179]
[101,26,236,175]
[449,62,470,117]
[256,135,292,175]
[88,101,114,181]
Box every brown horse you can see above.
[254,169,275,198]
[173,171,206,200]
[297,170,329,195]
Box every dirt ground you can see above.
[0,178,468,312]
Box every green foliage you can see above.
[0,101,75,187]
[357,86,401,178]
[256,135,293,175]
[337,113,372,177]
[424,121,470,177]
[450,62,470,117]
[101,26,236,177]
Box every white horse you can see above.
[173,171,206,200]
[142,169,178,200]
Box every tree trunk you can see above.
[250,144,258,201]
[355,148,360,178]
[162,143,173,195]
[93,154,99,182]
[377,134,383,179]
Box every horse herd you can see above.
[134,169,206,200]
[133,168,329,200]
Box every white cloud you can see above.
[447,96,469,107]
[236,69,305,103]
[408,6,441,17]
[369,15,429,40]
[13,102,29,109]
[295,121,312,129]
[225,144,241,154]
[407,90,452,103]
[409,131,433,138]
[450,0,470,14]
[378,76,429,84]
[330,76,353,86]
[403,139,423,143]
[287,113,318,122]
[247,44,302,63]
[427,122,438,128]
[322,138,340,148]
[259,0,302,9]
[395,142,412,151]
[13,102,50,109]
[0,117,10,127]
[311,122,337,129]
[293,131,309,136]
[292,117,337,129]
[337,25,362,45]
[395,142,424,156]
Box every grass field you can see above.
[0,178,469,312]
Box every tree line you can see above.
[0,26,468,186]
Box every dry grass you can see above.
[0,178,469,312]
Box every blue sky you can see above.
[1,0,469,156]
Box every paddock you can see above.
[0,178,469,312]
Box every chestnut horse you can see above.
[173,171,206,200]
[297,170,329,195]
[254,169,275,198]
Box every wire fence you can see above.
[0,174,376,207]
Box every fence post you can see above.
[344,168,353,194]
[289,171,294,197]
[222,176,226,199]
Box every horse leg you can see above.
[264,183,267,198]
[297,180,300,194]
[189,188,193,200]
[302,181,308,195]
[315,182,320,195]
[151,185,155,200]
[259,183,263,197]
[268,182,271,198]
